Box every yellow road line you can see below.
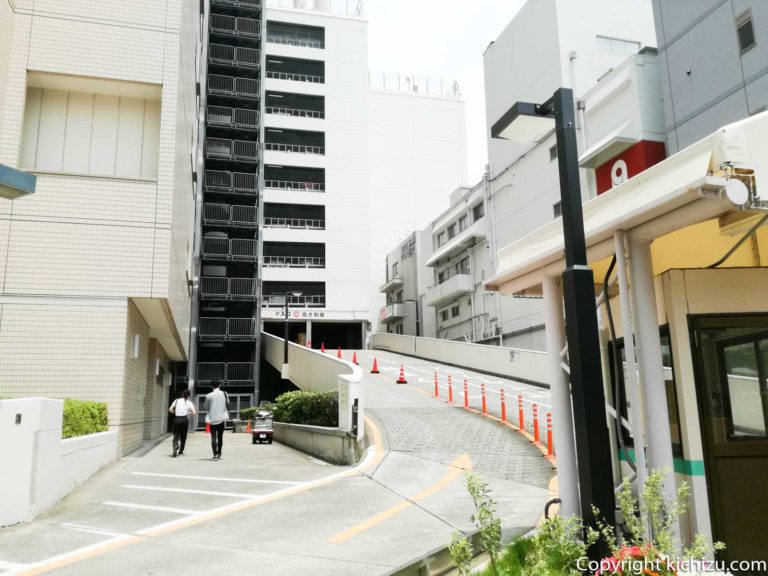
[19,416,386,576]
[329,453,473,544]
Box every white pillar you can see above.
[628,236,678,532]
[542,275,580,518]
[614,231,647,490]
[306,320,312,347]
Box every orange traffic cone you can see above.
[307,340,312,348]
[352,351,358,365]
[320,343,325,353]
[337,347,342,359]
[205,422,210,434]
[396,365,407,384]
[371,357,380,374]
[246,421,252,433]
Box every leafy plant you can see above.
[272,390,338,427]
[448,532,474,576]
[62,399,108,438]
[240,407,259,420]
[522,514,597,576]
[450,474,503,575]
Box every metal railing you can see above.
[263,256,325,268]
[208,75,260,99]
[263,294,325,307]
[267,34,323,49]
[202,238,258,261]
[212,0,260,9]
[209,45,261,69]
[196,362,256,382]
[266,0,363,17]
[205,170,259,193]
[205,138,259,162]
[369,71,462,98]
[264,179,324,191]
[210,15,261,38]
[265,105,324,118]
[204,203,258,227]
[265,142,324,155]
[200,277,259,300]
[436,266,470,285]
[207,106,260,130]
[263,217,324,229]
[265,70,324,84]
[199,317,256,340]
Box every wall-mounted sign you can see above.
[595,140,666,195]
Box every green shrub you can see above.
[272,390,338,427]
[240,407,259,420]
[62,399,108,438]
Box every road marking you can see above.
[58,524,127,538]
[0,560,27,571]
[121,485,255,499]
[17,416,386,576]
[329,453,473,544]
[130,472,301,485]
[102,501,198,515]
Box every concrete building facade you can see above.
[0,0,199,454]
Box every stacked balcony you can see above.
[266,56,325,84]
[263,203,325,230]
[262,281,325,308]
[264,166,325,192]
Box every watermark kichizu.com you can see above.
[578,555,768,574]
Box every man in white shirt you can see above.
[204,380,229,461]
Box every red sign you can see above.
[595,140,666,195]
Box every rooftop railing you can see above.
[265,0,363,17]
[369,71,461,98]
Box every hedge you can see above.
[62,399,108,438]
[272,390,338,427]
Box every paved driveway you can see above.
[0,350,553,576]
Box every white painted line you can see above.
[102,501,197,515]
[0,560,27,571]
[59,523,127,538]
[130,472,301,485]
[121,485,254,499]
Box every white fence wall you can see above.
[371,332,549,387]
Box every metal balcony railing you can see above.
[208,75,260,99]
[207,106,259,130]
[263,294,325,307]
[267,34,323,49]
[205,138,259,163]
[265,142,324,155]
[262,256,325,268]
[200,277,259,300]
[209,45,261,69]
[210,15,261,38]
[264,179,324,191]
[265,105,324,119]
[196,362,256,383]
[212,0,260,9]
[265,70,324,84]
[263,217,324,229]
[198,317,256,340]
[204,203,259,228]
[203,238,258,261]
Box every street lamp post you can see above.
[283,291,303,365]
[492,87,616,560]
[403,298,420,337]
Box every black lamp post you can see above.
[403,298,420,337]
[492,88,616,559]
[283,291,303,364]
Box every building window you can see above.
[596,35,641,57]
[457,256,469,275]
[451,305,460,318]
[392,261,399,276]
[472,203,484,221]
[438,270,446,284]
[437,231,446,247]
[736,10,756,54]
[553,201,562,218]
[21,82,161,178]
[458,215,468,232]
[396,324,403,335]
[440,309,449,322]
[447,223,457,239]
[396,290,403,303]
[549,144,558,161]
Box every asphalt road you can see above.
[0,349,553,576]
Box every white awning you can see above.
[578,118,637,168]
[485,112,768,295]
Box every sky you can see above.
[365,0,526,184]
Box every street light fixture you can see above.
[492,88,616,559]
[403,299,420,337]
[283,290,303,364]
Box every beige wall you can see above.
[144,339,171,440]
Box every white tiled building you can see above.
[0,0,199,454]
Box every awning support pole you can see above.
[542,274,580,518]
[627,235,679,545]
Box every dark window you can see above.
[447,223,457,239]
[549,144,558,161]
[736,10,756,54]
[458,215,468,231]
[553,201,562,218]
[472,203,484,221]
[440,310,449,322]
[392,261,399,276]
[451,305,460,318]
[395,290,403,303]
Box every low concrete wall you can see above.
[273,422,364,465]
[371,332,549,387]
[1,398,118,527]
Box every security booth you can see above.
[485,112,768,568]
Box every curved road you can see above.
[0,350,553,576]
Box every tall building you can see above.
[651,0,768,153]
[0,0,199,454]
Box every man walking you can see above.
[204,380,229,461]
